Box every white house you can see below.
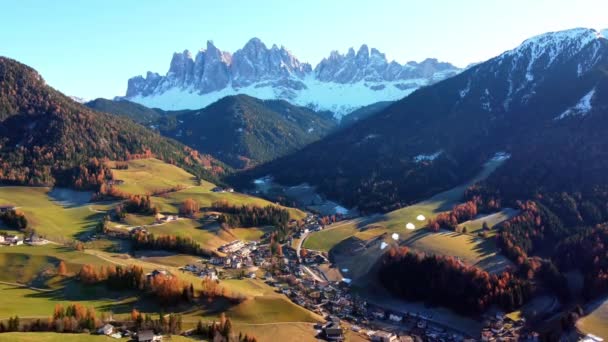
[98,323,114,335]
[388,314,403,322]
[5,235,23,245]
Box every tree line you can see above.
[130,231,214,257]
[212,200,290,229]
[193,313,258,342]
[0,304,99,333]
[378,246,532,314]
[0,209,28,229]
[79,264,194,305]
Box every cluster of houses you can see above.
[480,312,535,341]
[182,263,219,281]
[96,323,162,341]
[211,240,262,273]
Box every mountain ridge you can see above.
[0,56,226,188]
[87,94,337,169]
[230,27,608,212]
[122,38,460,117]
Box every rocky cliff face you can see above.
[123,38,460,117]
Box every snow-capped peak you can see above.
[124,38,460,117]
[600,29,608,39]
[501,28,599,71]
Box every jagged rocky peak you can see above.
[231,37,311,87]
[314,44,459,83]
[123,38,461,116]
[168,49,194,83]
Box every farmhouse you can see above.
[97,323,114,335]
[146,269,169,279]
[325,327,344,341]
[155,213,178,223]
[3,235,23,246]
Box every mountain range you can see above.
[0,57,225,188]
[122,38,460,117]
[232,28,608,212]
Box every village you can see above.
[2,197,543,342]
[156,211,536,342]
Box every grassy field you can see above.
[0,187,110,242]
[304,157,508,253]
[0,159,317,339]
[110,158,305,220]
[236,323,320,342]
[155,186,305,220]
[141,218,270,251]
[212,296,321,324]
[402,229,512,274]
[0,332,196,342]
[457,208,519,236]
[0,245,112,285]
[0,282,144,319]
[110,158,198,195]
[578,296,608,338]
[0,333,120,342]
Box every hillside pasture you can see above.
[109,158,198,195]
[457,208,519,236]
[0,187,108,241]
[304,156,509,253]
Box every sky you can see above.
[1,0,606,99]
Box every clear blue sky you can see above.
[1,0,605,99]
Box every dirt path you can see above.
[0,280,53,292]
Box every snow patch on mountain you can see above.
[130,77,426,117]
[498,28,601,90]
[555,88,596,120]
[413,151,443,163]
[124,38,461,118]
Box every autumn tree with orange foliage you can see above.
[180,198,199,217]
[78,264,193,305]
[379,246,532,314]
[57,261,68,276]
